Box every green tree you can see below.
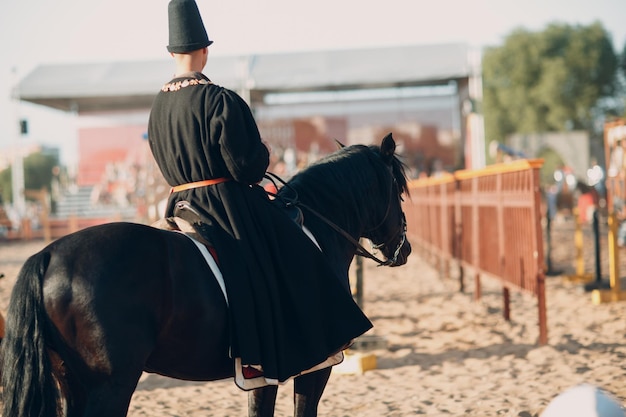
[0,151,59,203]
[620,42,626,117]
[0,166,9,204]
[621,41,626,78]
[482,21,618,146]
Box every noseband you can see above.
[370,212,407,266]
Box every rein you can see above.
[264,172,403,267]
[297,199,397,267]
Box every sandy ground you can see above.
[0,214,625,416]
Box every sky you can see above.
[1,0,626,165]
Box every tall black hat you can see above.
[167,0,213,53]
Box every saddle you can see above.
[151,201,225,303]
[151,201,216,254]
[153,198,303,234]
[152,199,305,256]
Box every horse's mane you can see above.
[282,143,409,219]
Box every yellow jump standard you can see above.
[592,212,626,304]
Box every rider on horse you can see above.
[148,0,372,390]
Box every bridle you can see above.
[369,211,407,266]
[362,175,407,266]
[264,171,407,267]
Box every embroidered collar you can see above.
[161,78,211,92]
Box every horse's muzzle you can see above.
[388,240,411,267]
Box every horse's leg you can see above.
[79,371,143,417]
[249,385,279,417]
[54,352,143,417]
[293,367,332,417]
[51,354,87,417]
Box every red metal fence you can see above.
[2,188,126,243]
[403,159,547,345]
[5,216,121,242]
[404,173,458,283]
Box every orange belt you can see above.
[170,177,230,194]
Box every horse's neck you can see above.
[300,197,363,278]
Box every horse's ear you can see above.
[380,133,396,163]
[334,139,346,149]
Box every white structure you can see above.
[541,384,625,417]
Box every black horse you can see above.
[1,133,411,417]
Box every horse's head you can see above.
[361,133,411,266]
[284,133,411,267]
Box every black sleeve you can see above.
[211,89,270,184]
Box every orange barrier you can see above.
[405,173,458,283]
[3,188,125,242]
[403,159,547,345]
[5,215,123,242]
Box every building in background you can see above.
[9,43,484,224]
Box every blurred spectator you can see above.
[586,157,606,205]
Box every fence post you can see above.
[537,272,547,345]
[584,209,607,292]
[20,218,32,240]
[545,208,554,274]
[594,210,601,282]
[591,212,626,303]
[354,255,364,309]
[69,215,78,234]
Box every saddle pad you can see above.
[177,231,229,305]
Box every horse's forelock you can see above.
[391,155,410,197]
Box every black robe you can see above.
[148,72,372,383]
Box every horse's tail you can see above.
[2,251,61,417]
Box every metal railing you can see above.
[403,159,547,345]
[405,173,457,283]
